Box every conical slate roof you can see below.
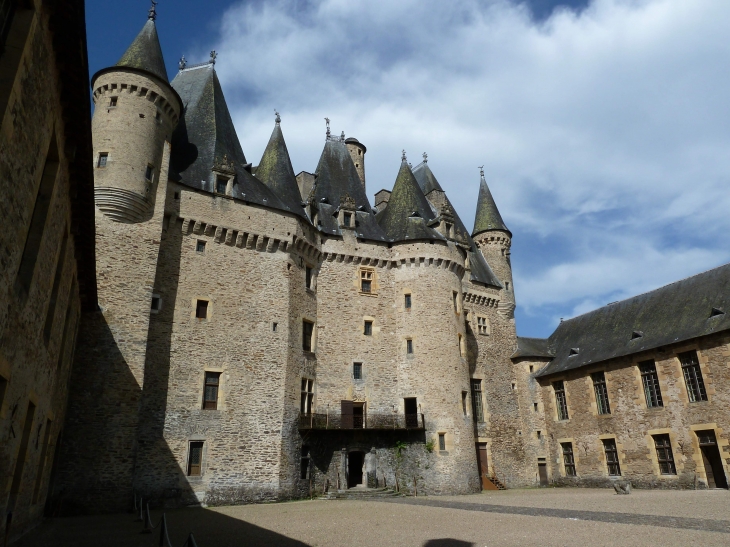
[116,19,168,83]
[170,64,297,217]
[412,161,444,195]
[312,139,387,240]
[256,121,308,219]
[376,159,444,243]
[472,173,510,237]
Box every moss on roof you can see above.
[115,19,168,82]
[472,173,510,237]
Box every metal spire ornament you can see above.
[422,152,428,163]
[148,0,158,21]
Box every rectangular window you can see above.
[216,176,227,194]
[603,438,621,476]
[438,433,446,451]
[533,402,538,412]
[404,293,411,309]
[187,441,203,476]
[452,291,459,312]
[97,153,108,167]
[302,320,314,352]
[151,295,161,312]
[43,230,68,346]
[561,442,576,476]
[300,446,310,480]
[653,434,676,475]
[195,300,208,319]
[553,380,569,420]
[109,96,117,107]
[477,316,489,335]
[203,372,220,410]
[196,240,206,253]
[679,350,707,402]
[145,165,153,181]
[300,378,314,414]
[471,379,484,422]
[364,320,373,336]
[16,135,59,297]
[353,362,362,380]
[272,322,278,332]
[639,360,663,408]
[32,419,52,503]
[343,212,352,227]
[305,266,313,289]
[406,338,413,354]
[592,372,611,415]
[462,391,468,416]
[360,269,373,293]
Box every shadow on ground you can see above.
[424,540,474,547]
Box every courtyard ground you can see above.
[15,488,730,547]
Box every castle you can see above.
[1,3,729,541]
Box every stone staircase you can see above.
[323,487,402,500]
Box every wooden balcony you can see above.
[298,412,425,431]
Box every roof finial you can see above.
[209,51,217,65]
[340,131,345,142]
[148,0,158,21]
[478,165,485,178]
[325,117,331,139]
[401,150,407,162]
[178,55,187,71]
[274,109,281,125]
[422,152,428,163]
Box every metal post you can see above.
[142,502,153,533]
[159,513,171,547]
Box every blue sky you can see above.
[86,1,730,338]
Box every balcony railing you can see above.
[299,412,425,430]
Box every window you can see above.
[461,391,468,416]
[458,334,464,357]
[195,300,208,319]
[353,362,362,380]
[343,212,352,227]
[151,294,161,313]
[592,372,611,415]
[272,322,278,332]
[196,240,206,253]
[32,419,52,503]
[505,281,510,291]
[300,378,314,414]
[602,439,621,476]
[174,191,180,200]
[453,291,459,312]
[16,135,59,297]
[553,381,569,420]
[97,153,108,167]
[363,320,372,336]
[187,442,204,476]
[471,379,484,422]
[679,350,707,402]
[203,372,220,409]
[438,433,446,451]
[533,402,538,412]
[404,293,411,309]
[216,176,227,194]
[639,360,663,408]
[529,365,533,372]
[445,222,453,238]
[305,266,313,289]
[145,165,153,181]
[561,442,576,477]
[477,316,489,335]
[653,434,676,475]
[300,446,310,480]
[43,231,68,346]
[536,430,542,439]
[360,269,373,293]
[109,96,117,107]
[406,338,413,354]
[302,320,314,352]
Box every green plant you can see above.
[425,440,435,453]
[395,440,407,459]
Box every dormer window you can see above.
[343,212,352,227]
[631,330,643,340]
[445,222,453,237]
[216,176,228,195]
[569,348,579,356]
[710,307,725,318]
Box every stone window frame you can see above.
[200,367,225,411]
[185,439,206,479]
[192,298,212,321]
[405,337,414,357]
[674,347,712,404]
[470,373,490,424]
[458,334,465,357]
[402,289,413,311]
[436,432,451,454]
[305,264,316,292]
[300,377,314,415]
[352,361,364,381]
[97,152,109,168]
[598,434,626,478]
[688,423,730,487]
[584,368,612,417]
[476,315,490,335]
[645,428,680,478]
[302,317,316,354]
[358,266,377,296]
[552,379,570,422]
[452,290,461,315]
[150,293,162,314]
[557,438,579,477]
[631,358,667,410]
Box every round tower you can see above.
[90,9,181,223]
[345,137,366,193]
[471,169,514,314]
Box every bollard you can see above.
[185,533,199,547]
[142,502,153,533]
[158,513,172,547]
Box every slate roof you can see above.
[472,173,510,237]
[376,160,444,243]
[255,122,309,220]
[312,139,387,241]
[115,19,168,83]
[169,65,294,215]
[412,161,444,195]
[536,263,730,377]
[512,337,553,359]
[468,250,503,288]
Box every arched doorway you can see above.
[348,451,365,488]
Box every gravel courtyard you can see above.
[16,488,730,547]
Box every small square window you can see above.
[216,176,228,194]
[404,294,411,309]
[145,165,154,181]
[187,441,204,476]
[97,153,108,168]
[353,362,362,380]
[406,339,414,354]
[196,240,206,253]
[109,96,117,107]
[438,433,446,451]
[151,295,161,313]
[272,322,278,332]
[196,300,209,319]
[364,320,373,336]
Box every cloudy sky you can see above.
[87,0,730,338]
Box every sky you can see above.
[86,0,730,338]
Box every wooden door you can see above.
[476,443,495,490]
[341,400,353,429]
[538,463,548,486]
[698,430,728,489]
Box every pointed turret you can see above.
[255,114,306,217]
[115,11,169,83]
[472,171,510,237]
[376,153,444,243]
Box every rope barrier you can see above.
[133,493,200,547]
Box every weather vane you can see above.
[401,150,407,162]
[325,117,331,139]
[210,51,217,65]
[422,152,428,163]
[478,165,485,177]
[178,55,186,71]
[148,0,158,21]
[275,110,281,124]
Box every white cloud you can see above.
[195,0,730,334]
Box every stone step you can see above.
[323,488,402,500]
